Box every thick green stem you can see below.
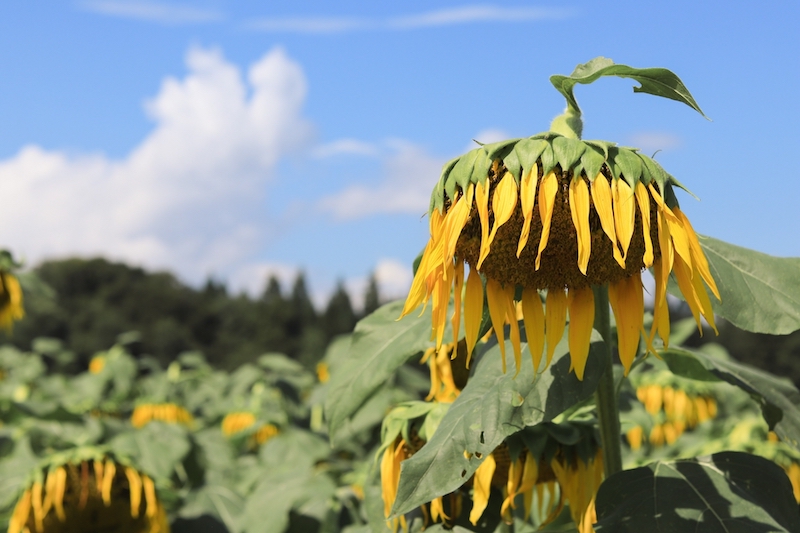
[593,285,623,477]
[549,104,583,139]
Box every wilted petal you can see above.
[545,287,567,368]
[536,172,558,270]
[521,288,545,373]
[567,286,594,380]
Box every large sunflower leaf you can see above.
[390,328,604,516]
[699,236,800,335]
[662,346,800,452]
[550,56,706,117]
[325,301,442,445]
[594,452,800,532]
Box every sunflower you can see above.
[0,271,24,332]
[8,457,169,533]
[130,403,193,428]
[401,134,719,380]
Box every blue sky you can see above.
[0,1,798,306]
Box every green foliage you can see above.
[700,236,800,335]
[594,452,800,532]
[549,56,707,117]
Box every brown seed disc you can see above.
[454,162,661,290]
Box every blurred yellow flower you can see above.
[0,271,24,332]
[130,403,193,428]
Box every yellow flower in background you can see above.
[88,355,106,374]
[130,403,193,428]
[316,362,330,383]
[221,412,257,436]
[0,271,24,332]
[8,458,169,533]
[253,423,279,445]
[401,139,719,380]
[633,383,718,447]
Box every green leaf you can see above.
[391,329,604,516]
[551,136,586,173]
[662,346,800,452]
[594,452,800,532]
[0,437,38,510]
[325,301,441,444]
[179,484,245,533]
[241,467,311,533]
[550,56,707,118]
[107,422,191,480]
[699,236,800,335]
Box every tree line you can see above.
[5,257,382,370]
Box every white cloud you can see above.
[245,16,369,34]
[0,46,312,285]
[246,5,573,34]
[628,132,682,153]
[374,258,413,300]
[312,139,380,159]
[389,6,572,29]
[318,141,444,219]
[78,0,223,24]
[468,128,511,151]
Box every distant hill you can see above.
[5,257,382,370]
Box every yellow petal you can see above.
[8,489,32,533]
[665,209,693,272]
[590,175,624,268]
[517,164,539,257]
[469,454,497,525]
[32,481,43,533]
[125,467,143,519]
[545,288,567,368]
[464,267,484,367]
[444,185,474,267]
[626,426,643,451]
[535,171,558,270]
[430,497,448,522]
[101,461,115,507]
[521,288,545,373]
[613,178,636,259]
[503,285,522,376]
[476,180,491,268]
[479,172,518,269]
[608,274,644,374]
[431,261,453,349]
[690,261,718,334]
[54,466,67,521]
[143,475,157,518]
[673,207,720,301]
[519,451,539,520]
[380,444,398,517]
[451,260,464,344]
[648,262,671,349]
[634,182,654,267]
[673,253,703,331]
[486,278,508,373]
[400,241,433,319]
[567,286,594,380]
[569,178,592,275]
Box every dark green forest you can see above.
[4,257,800,387]
[6,257,381,371]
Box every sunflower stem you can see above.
[592,285,623,477]
[549,104,583,139]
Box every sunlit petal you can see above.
[634,182,653,267]
[567,286,594,380]
[613,178,636,259]
[609,274,644,374]
[469,454,497,525]
[536,171,558,270]
[545,287,567,368]
[517,163,539,257]
[479,172,518,268]
[569,178,592,275]
[464,266,484,367]
[521,288,545,373]
[486,278,508,373]
[591,175,624,267]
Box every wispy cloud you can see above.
[78,1,223,24]
[628,131,682,153]
[246,4,573,34]
[312,139,380,159]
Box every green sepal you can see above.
[539,141,557,176]
[483,138,521,162]
[551,136,586,174]
[430,157,459,213]
[445,150,479,206]
[583,140,615,160]
[549,56,707,118]
[612,148,644,189]
[513,138,549,175]
[499,145,522,182]
[581,144,606,181]
[469,149,492,188]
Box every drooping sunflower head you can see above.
[8,454,169,533]
[401,59,719,380]
[130,403,194,429]
[0,250,25,332]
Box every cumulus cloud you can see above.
[0,46,312,284]
[78,1,223,24]
[312,139,380,159]
[245,5,573,34]
[318,140,444,219]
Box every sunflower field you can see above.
[2,57,800,533]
